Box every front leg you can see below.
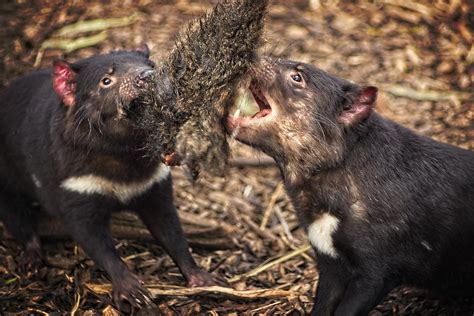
[60,198,152,310]
[311,254,352,316]
[334,274,395,316]
[134,176,217,287]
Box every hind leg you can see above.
[0,192,43,272]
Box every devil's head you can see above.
[52,46,155,148]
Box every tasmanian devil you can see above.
[227,57,474,315]
[0,48,216,309]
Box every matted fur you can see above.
[139,0,268,177]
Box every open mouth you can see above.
[250,84,272,119]
[228,82,273,131]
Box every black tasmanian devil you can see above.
[0,48,216,309]
[227,57,474,315]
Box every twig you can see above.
[102,305,120,316]
[228,245,312,283]
[178,211,237,233]
[85,283,299,300]
[34,31,108,67]
[123,251,151,261]
[149,286,298,300]
[260,182,284,229]
[281,236,314,262]
[40,30,108,53]
[384,84,472,102]
[70,292,81,316]
[379,0,436,21]
[208,191,256,215]
[242,214,279,241]
[27,309,49,316]
[56,14,139,38]
[34,14,140,68]
[274,205,294,242]
[249,301,283,313]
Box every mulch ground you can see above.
[0,0,473,315]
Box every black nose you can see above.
[135,69,154,87]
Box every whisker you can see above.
[315,119,327,143]
[71,109,87,145]
[87,118,93,140]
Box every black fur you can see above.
[0,50,214,310]
[229,57,474,315]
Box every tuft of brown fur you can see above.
[139,0,268,177]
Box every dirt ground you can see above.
[0,0,473,315]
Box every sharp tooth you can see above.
[233,108,241,119]
[230,108,242,139]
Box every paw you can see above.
[18,248,43,274]
[113,274,153,311]
[187,270,228,287]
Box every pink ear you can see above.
[135,44,150,58]
[337,86,377,125]
[53,60,77,107]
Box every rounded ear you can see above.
[337,86,377,125]
[135,44,150,58]
[52,60,77,107]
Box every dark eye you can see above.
[102,77,112,86]
[291,74,302,83]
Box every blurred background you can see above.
[0,0,473,314]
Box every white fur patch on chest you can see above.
[307,213,340,258]
[60,164,170,204]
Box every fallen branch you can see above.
[228,245,312,283]
[39,30,108,53]
[27,211,234,250]
[56,14,139,38]
[149,285,299,300]
[384,84,472,102]
[34,31,108,67]
[34,14,140,68]
[85,283,300,300]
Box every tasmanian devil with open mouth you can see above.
[228,56,474,315]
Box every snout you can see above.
[134,68,155,87]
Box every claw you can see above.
[186,270,226,288]
[113,274,152,311]
[18,248,43,274]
